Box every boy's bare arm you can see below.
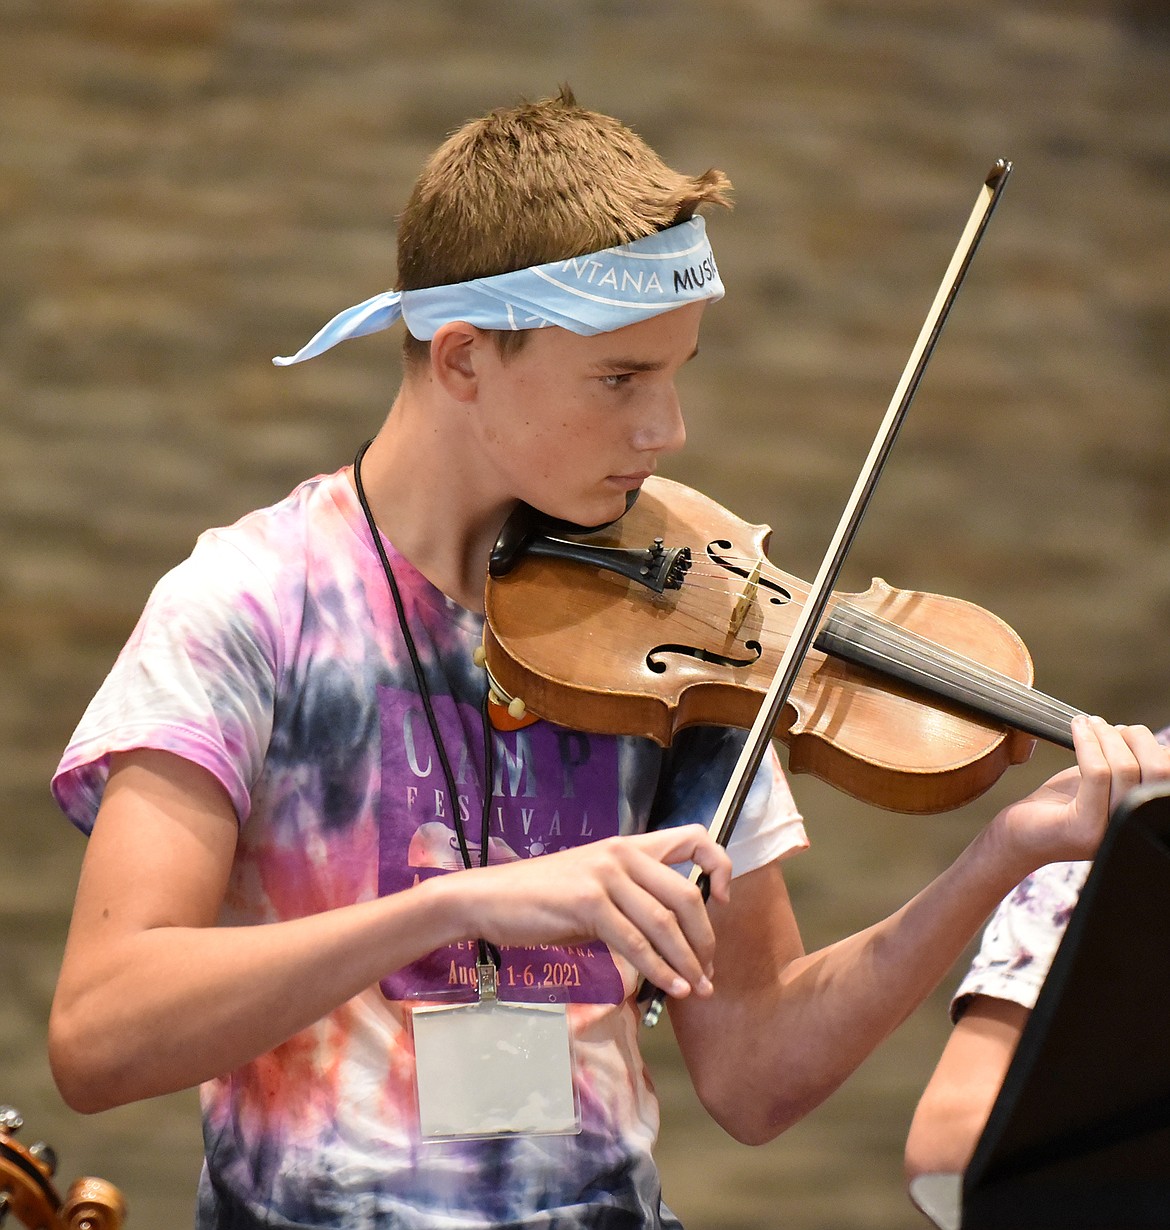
[50,748,472,1112]
[50,748,733,1113]
[668,717,1168,1145]
[904,996,1029,1179]
[667,835,1024,1145]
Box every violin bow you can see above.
[640,159,1013,1027]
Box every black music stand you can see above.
[910,780,1170,1230]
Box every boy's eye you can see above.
[600,372,635,388]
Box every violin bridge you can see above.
[729,557,762,636]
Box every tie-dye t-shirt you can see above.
[951,860,1090,1019]
[52,467,807,1230]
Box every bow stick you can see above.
[640,158,1013,1027]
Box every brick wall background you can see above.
[3,2,1168,1225]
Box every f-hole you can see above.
[646,640,763,674]
[707,540,791,605]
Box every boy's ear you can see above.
[429,321,483,402]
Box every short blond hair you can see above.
[396,87,732,365]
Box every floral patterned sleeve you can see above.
[951,860,1091,1020]
[953,727,1170,1021]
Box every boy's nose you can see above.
[632,385,686,455]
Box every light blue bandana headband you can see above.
[272,216,722,365]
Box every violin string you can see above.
[634,547,1080,737]
[687,549,1077,716]
[621,540,1064,721]
[822,605,1082,732]
[816,596,1083,724]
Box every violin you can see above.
[481,160,1070,823]
[0,1106,125,1229]
[482,476,1082,815]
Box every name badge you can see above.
[412,1000,580,1141]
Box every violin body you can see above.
[483,477,1044,814]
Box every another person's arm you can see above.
[903,857,1091,1177]
[904,995,1029,1177]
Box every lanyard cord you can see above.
[352,438,499,975]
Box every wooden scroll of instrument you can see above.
[0,1105,126,1230]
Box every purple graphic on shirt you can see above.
[377,686,625,1004]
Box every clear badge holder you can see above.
[411,961,581,1142]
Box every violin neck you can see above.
[816,602,1079,750]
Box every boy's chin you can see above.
[528,489,636,534]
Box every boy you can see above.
[48,89,1170,1229]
